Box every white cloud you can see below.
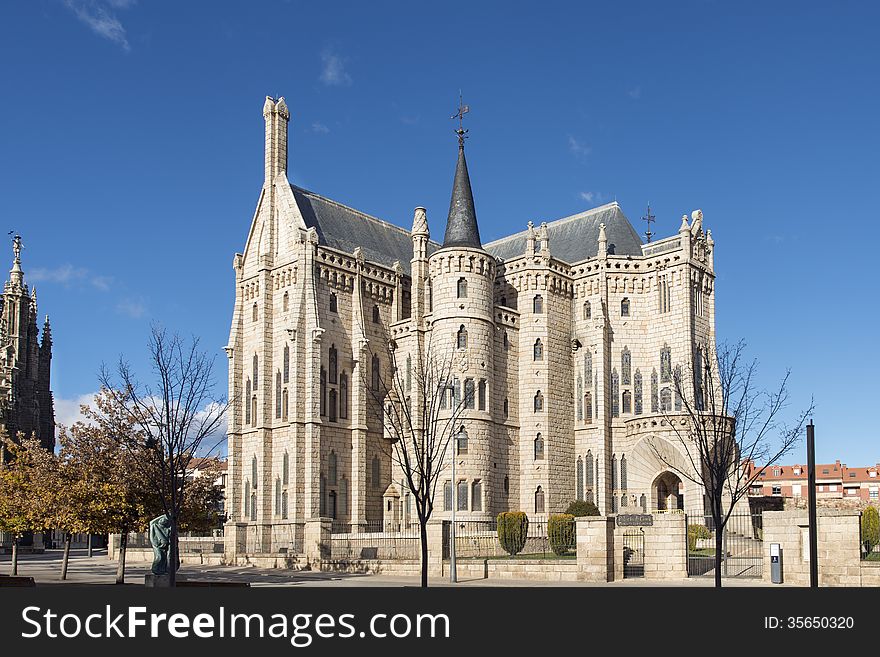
[116,297,147,318]
[63,0,133,52]
[579,191,604,204]
[311,122,330,134]
[319,48,352,86]
[628,86,642,100]
[53,392,100,433]
[29,264,113,291]
[568,135,591,158]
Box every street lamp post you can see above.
[450,430,458,584]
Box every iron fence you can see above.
[444,517,576,560]
[685,511,763,578]
[329,521,421,560]
[622,528,645,578]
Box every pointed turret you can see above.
[41,315,52,349]
[442,142,482,249]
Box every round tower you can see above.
[428,137,497,519]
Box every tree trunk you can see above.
[713,502,724,588]
[169,519,179,587]
[61,533,72,581]
[11,536,18,576]
[115,529,128,585]
[419,518,429,588]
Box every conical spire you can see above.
[442,143,482,249]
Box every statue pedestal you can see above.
[144,574,172,587]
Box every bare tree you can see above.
[361,331,468,587]
[651,339,813,587]
[99,325,228,586]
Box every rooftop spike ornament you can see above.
[450,91,469,147]
[642,204,656,243]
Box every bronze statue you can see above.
[148,514,178,576]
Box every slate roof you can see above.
[483,202,643,264]
[291,186,440,275]
[442,145,482,249]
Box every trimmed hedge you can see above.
[564,500,600,517]
[687,524,712,551]
[862,506,880,553]
[548,514,576,556]
[497,512,529,556]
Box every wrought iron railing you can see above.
[328,522,421,560]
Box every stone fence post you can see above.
[643,513,687,580]
[426,520,444,578]
[305,517,332,567]
[576,516,616,582]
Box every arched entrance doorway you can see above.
[653,471,684,511]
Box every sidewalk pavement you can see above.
[0,549,782,587]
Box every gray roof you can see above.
[442,145,482,249]
[291,186,440,275]
[484,202,643,264]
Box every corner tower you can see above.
[428,124,498,518]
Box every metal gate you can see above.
[622,528,645,578]
[686,512,763,578]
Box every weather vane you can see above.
[450,91,470,147]
[642,204,656,243]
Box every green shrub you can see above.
[548,514,576,556]
[497,512,529,556]
[862,506,880,553]
[564,500,600,517]
[687,524,712,551]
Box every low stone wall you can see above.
[860,562,880,586]
[762,510,863,586]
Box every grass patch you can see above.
[865,552,880,562]
[688,549,716,557]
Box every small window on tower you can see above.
[372,305,380,323]
[457,278,468,298]
[621,297,630,317]
[329,293,337,313]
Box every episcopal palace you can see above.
[224,96,717,553]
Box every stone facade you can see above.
[0,236,54,453]
[225,96,718,556]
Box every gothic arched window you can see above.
[253,354,259,387]
[457,325,467,349]
[406,355,412,392]
[329,293,337,313]
[443,481,453,511]
[251,456,258,490]
[583,301,591,320]
[651,369,659,413]
[251,396,257,427]
[621,297,630,317]
[620,454,628,491]
[283,291,289,312]
[244,480,250,518]
[534,390,544,412]
[660,387,672,412]
[503,397,509,418]
[283,344,290,383]
[533,338,543,361]
[660,345,672,382]
[283,451,289,485]
[584,352,593,385]
[621,347,631,385]
[328,389,337,422]
[611,370,620,417]
[252,303,258,322]
[577,456,584,501]
[245,379,252,425]
[584,391,593,423]
[339,372,348,419]
[371,355,380,392]
[371,456,381,489]
[477,379,486,411]
[694,347,704,411]
[535,486,545,514]
[611,453,618,491]
[534,433,544,460]
[674,365,683,411]
[634,370,643,415]
[464,378,475,409]
[328,451,337,486]
[457,427,468,454]
[319,367,327,416]
[533,295,544,314]
[472,480,482,512]
[503,475,510,496]
[329,345,338,384]
[457,277,468,298]
[372,305,380,323]
[457,480,468,511]
[503,331,509,350]
[275,372,282,419]
[622,389,632,414]
[282,389,288,420]
[275,478,282,516]
[577,376,583,421]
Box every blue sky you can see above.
[1,1,876,464]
